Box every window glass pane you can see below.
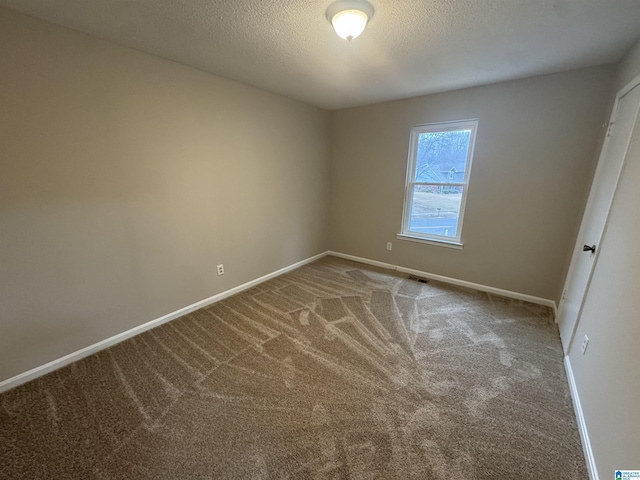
[408,185,463,238]
[415,130,471,183]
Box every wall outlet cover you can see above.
[580,335,589,354]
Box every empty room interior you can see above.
[1,1,639,478]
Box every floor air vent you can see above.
[408,275,429,284]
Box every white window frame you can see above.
[399,119,478,248]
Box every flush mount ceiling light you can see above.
[326,0,375,41]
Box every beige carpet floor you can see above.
[0,256,587,479]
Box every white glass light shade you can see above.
[331,9,368,40]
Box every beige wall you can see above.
[0,8,330,382]
[568,42,640,478]
[328,67,614,302]
[615,37,640,91]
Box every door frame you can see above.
[559,74,640,355]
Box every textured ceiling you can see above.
[1,0,640,110]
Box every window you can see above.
[400,119,478,247]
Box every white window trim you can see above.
[396,234,464,250]
[400,119,478,247]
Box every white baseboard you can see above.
[327,251,557,311]
[564,356,599,480]
[0,251,329,394]
[1,250,557,393]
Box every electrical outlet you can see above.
[580,335,589,355]
[217,264,225,276]
[386,242,392,251]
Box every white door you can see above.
[557,79,640,353]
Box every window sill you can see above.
[396,234,464,250]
